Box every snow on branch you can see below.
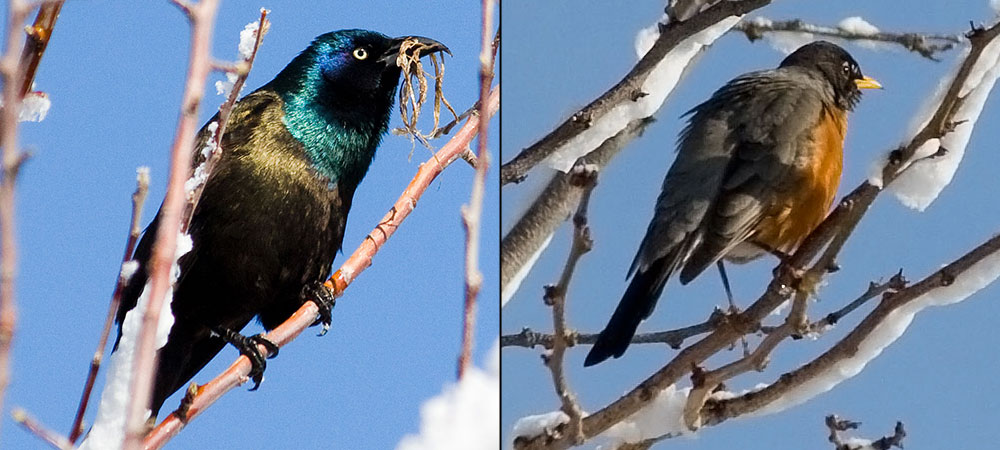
[499,0,771,185]
[398,341,499,450]
[501,118,651,307]
[700,232,1000,424]
[886,22,1000,210]
[733,16,961,59]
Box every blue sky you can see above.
[2,1,497,448]
[503,1,1000,449]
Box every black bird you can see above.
[115,29,450,416]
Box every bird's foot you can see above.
[301,282,337,336]
[213,327,278,391]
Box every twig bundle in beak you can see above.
[392,37,459,156]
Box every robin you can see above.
[584,41,881,367]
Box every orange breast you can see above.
[752,105,845,253]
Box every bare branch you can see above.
[502,308,724,350]
[542,164,598,445]
[733,17,961,60]
[12,408,71,450]
[457,0,496,380]
[826,415,905,450]
[0,0,34,431]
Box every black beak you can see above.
[378,35,451,66]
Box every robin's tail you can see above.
[584,257,670,367]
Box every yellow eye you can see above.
[352,47,368,60]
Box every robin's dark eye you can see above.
[352,47,368,60]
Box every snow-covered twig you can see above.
[701,232,1000,424]
[142,87,499,449]
[66,168,149,444]
[458,0,496,380]
[734,17,960,60]
[122,1,219,448]
[184,8,269,229]
[499,0,770,185]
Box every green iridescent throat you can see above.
[272,48,393,187]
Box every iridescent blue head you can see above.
[265,29,449,188]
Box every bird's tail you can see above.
[584,257,671,367]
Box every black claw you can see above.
[301,282,337,336]
[213,327,278,391]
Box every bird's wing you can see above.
[678,69,826,282]
[113,90,282,340]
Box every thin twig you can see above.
[733,17,960,60]
[183,8,269,230]
[143,87,500,449]
[12,408,71,450]
[543,163,598,445]
[457,0,496,379]
[811,271,906,331]
[501,308,724,350]
[66,168,149,444]
[826,415,905,450]
[123,1,219,448]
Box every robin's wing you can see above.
[676,69,827,282]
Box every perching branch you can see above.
[733,17,961,60]
[143,86,500,450]
[458,0,496,380]
[499,0,771,185]
[123,1,220,449]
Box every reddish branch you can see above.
[123,1,219,449]
[458,0,497,380]
[0,0,34,435]
[143,86,499,449]
[17,1,64,98]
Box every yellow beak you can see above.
[854,76,882,90]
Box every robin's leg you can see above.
[716,261,750,356]
[715,261,736,310]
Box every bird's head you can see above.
[277,29,449,115]
[779,40,881,111]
